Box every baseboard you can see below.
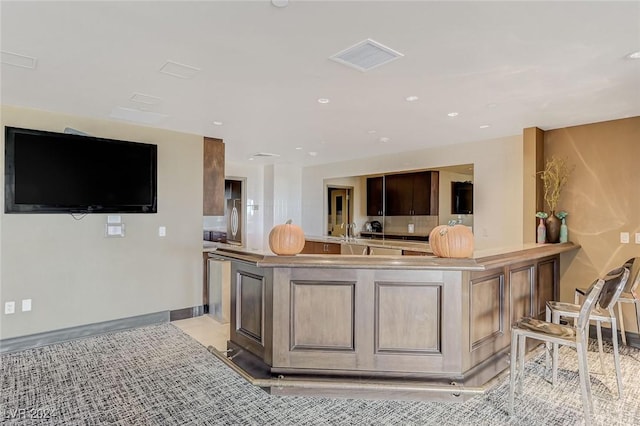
[0,311,169,354]
[169,305,204,321]
[589,325,640,349]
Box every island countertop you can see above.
[207,242,579,270]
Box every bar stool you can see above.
[509,269,629,426]
[574,258,639,345]
[546,267,630,398]
[613,258,640,345]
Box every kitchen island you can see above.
[207,243,579,401]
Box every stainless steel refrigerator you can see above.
[226,199,242,245]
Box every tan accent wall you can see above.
[1,105,204,339]
[545,117,640,331]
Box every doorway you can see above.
[327,186,353,236]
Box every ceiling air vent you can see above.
[252,152,280,158]
[330,39,404,72]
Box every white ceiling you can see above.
[1,1,639,167]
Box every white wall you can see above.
[1,106,203,339]
[302,135,524,251]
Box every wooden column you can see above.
[523,127,545,243]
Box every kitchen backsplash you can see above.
[366,216,438,235]
[203,215,226,232]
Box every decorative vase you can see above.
[537,218,547,244]
[546,211,561,243]
[559,218,568,243]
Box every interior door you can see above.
[330,189,347,236]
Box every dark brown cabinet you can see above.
[366,176,384,216]
[203,137,225,216]
[384,171,438,216]
[301,240,341,254]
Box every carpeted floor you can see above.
[1,323,639,425]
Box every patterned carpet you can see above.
[1,323,639,425]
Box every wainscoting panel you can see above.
[237,271,264,344]
[470,272,504,350]
[510,265,534,325]
[290,280,355,351]
[374,282,441,354]
[537,257,558,318]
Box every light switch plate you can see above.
[22,299,32,312]
[159,226,166,237]
[5,301,15,315]
[105,223,125,237]
[636,232,640,244]
[620,232,630,244]
[107,215,122,224]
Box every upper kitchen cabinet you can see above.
[366,176,384,216]
[203,137,225,216]
[385,171,439,216]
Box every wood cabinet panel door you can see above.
[203,137,225,216]
[411,171,431,215]
[366,177,384,216]
[385,173,413,216]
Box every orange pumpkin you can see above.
[269,220,305,255]
[429,224,474,258]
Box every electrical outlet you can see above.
[159,226,166,237]
[620,232,630,244]
[5,301,15,315]
[22,299,32,312]
[636,232,640,245]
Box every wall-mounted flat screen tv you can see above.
[4,126,157,214]
[451,181,473,215]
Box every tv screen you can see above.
[451,181,473,214]
[4,126,157,214]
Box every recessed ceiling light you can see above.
[317,98,330,104]
[405,96,419,102]
[308,151,318,156]
[626,51,640,59]
[479,124,491,129]
[367,130,377,134]
[295,147,303,150]
[213,121,223,126]
[447,112,459,117]
[249,157,254,161]
[271,0,289,7]
[379,137,391,143]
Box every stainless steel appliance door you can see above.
[226,199,242,244]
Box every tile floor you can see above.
[172,315,229,351]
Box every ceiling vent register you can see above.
[330,39,404,72]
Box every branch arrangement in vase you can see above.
[537,156,574,212]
